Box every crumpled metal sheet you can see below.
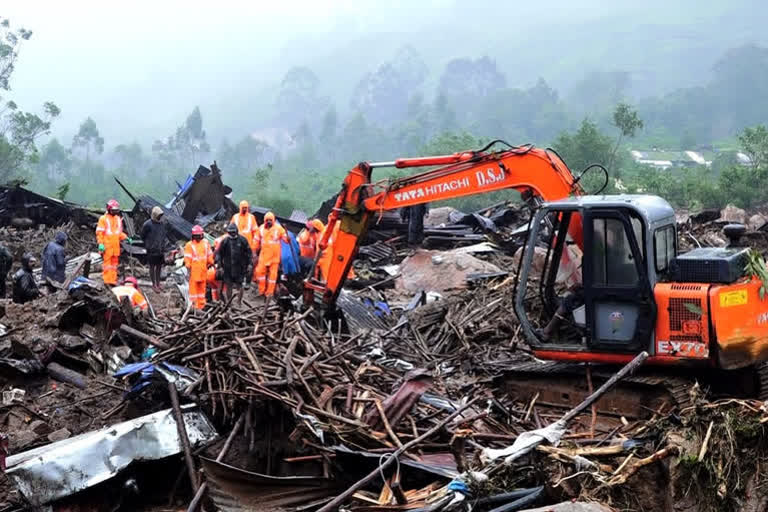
[5,404,219,506]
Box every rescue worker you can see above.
[41,232,68,285]
[316,218,356,282]
[111,276,148,313]
[0,242,11,298]
[254,212,289,297]
[207,267,221,302]
[297,219,324,259]
[140,206,167,292]
[400,203,429,246]
[231,200,259,249]
[215,223,252,304]
[184,225,213,310]
[12,253,39,304]
[96,199,130,285]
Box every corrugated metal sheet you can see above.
[289,209,308,224]
[136,195,195,242]
[202,457,337,512]
[336,290,393,334]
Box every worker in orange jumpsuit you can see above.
[297,219,325,259]
[316,219,356,282]
[231,201,259,248]
[184,225,214,309]
[207,267,221,301]
[111,276,148,313]
[254,212,289,297]
[96,199,130,286]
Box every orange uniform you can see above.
[317,221,355,281]
[111,285,148,311]
[297,219,325,258]
[184,239,213,309]
[254,212,289,297]
[207,267,221,301]
[230,211,259,249]
[96,213,127,285]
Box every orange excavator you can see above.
[304,141,768,409]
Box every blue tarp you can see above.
[166,174,195,209]
[280,231,301,276]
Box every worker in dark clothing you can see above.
[400,203,429,246]
[538,285,584,341]
[140,206,167,292]
[41,232,67,285]
[0,242,12,298]
[13,253,40,304]
[215,223,252,305]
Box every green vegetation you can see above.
[4,16,768,216]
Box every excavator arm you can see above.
[305,143,585,307]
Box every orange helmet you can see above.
[124,276,138,287]
[310,219,325,232]
[264,211,276,223]
[191,225,204,236]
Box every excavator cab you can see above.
[515,195,676,357]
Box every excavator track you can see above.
[757,362,768,402]
[499,360,695,421]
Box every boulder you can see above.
[47,427,71,443]
[748,214,767,231]
[703,232,727,248]
[719,204,747,224]
[396,249,502,292]
[423,206,461,227]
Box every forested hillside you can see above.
[2,1,768,214]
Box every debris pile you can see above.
[4,178,768,512]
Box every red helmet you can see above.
[124,276,138,287]
[107,199,120,210]
[191,225,204,236]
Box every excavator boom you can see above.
[306,143,585,307]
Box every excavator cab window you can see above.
[654,225,676,275]
[592,218,639,286]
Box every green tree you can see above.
[152,106,210,170]
[737,124,768,174]
[37,138,71,182]
[0,18,60,181]
[608,103,643,173]
[56,183,70,201]
[72,117,104,162]
[553,119,614,193]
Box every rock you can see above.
[749,214,767,231]
[11,430,38,451]
[690,209,720,224]
[703,232,727,247]
[47,428,71,443]
[424,206,460,227]
[396,249,502,292]
[719,204,747,224]
[59,334,87,350]
[29,420,52,436]
[521,503,613,512]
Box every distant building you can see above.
[629,149,712,169]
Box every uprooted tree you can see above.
[0,18,60,183]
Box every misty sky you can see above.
[3,0,764,149]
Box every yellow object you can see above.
[719,289,748,308]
